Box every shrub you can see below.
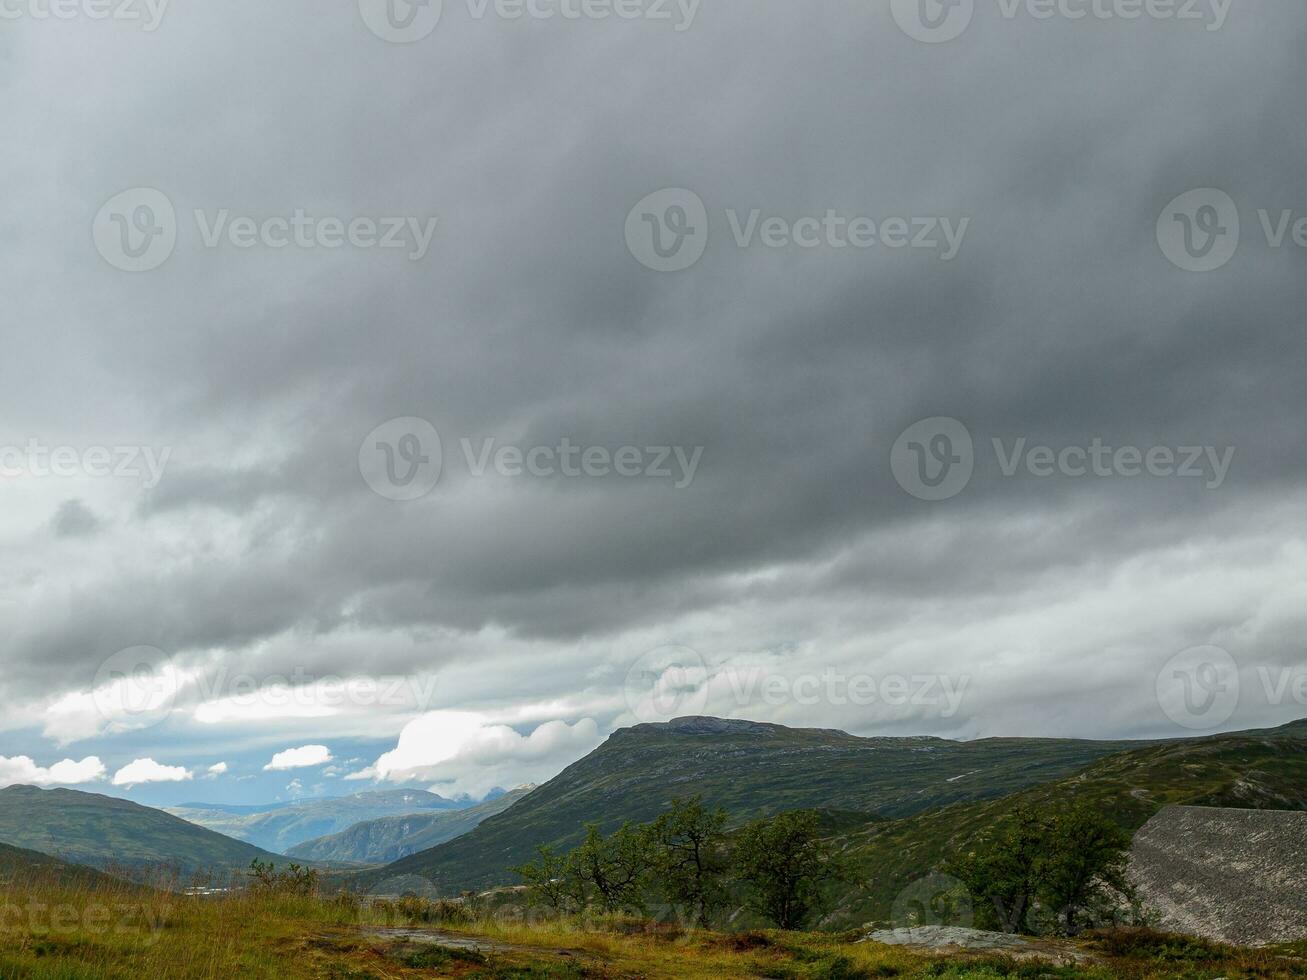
[246,859,320,897]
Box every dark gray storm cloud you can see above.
[2,0,1306,787]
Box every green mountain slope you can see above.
[368,716,1145,894]
[167,789,470,854]
[0,841,120,888]
[822,717,1307,929]
[0,786,287,874]
[286,787,534,864]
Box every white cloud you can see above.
[0,755,106,787]
[264,744,333,771]
[41,662,196,745]
[206,762,229,777]
[368,712,602,798]
[111,758,192,787]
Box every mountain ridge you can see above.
[287,786,536,864]
[364,715,1149,894]
[0,785,289,874]
[167,788,473,854]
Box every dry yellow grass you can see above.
[1,873,1303,979]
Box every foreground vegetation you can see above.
[513,798,1137,941]
[1,867,1305,979]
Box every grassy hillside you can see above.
[2,871,1304,978]
[369,716,1145,894]
[0,841,120,888]
[0,785,289,874]
[167,788,470,854]
[287,786,533,864]
[821,717,1307,929]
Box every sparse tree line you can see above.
[515,797,1137,938]
[944,801,1137,937]
[513,798,842,931]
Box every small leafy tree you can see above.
[647,796,729,927]
[513,845,574,916]
[734,810,840,930]
[946,803,1045,933]
[1035,802,1135,935]
[568,823,653,914]
[948,801,1136,936]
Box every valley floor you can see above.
[1,878,1304,979]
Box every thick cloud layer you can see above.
[2,0,1305,801]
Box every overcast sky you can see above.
[2,0,1305,806]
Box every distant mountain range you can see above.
[287,786,535,864]
[9,715,1306,916]
[167,788,475,854]
[0,785,286,873]
[364,716,1146,894]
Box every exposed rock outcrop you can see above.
[1129,805,1307,946]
